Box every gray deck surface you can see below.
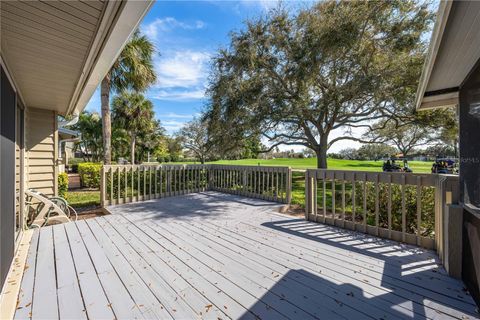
[14,191,479,320]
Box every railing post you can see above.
[286,167,292,204]
[305,170,312,220]
[242,168,247,194]
[435,175,447,258]
[101,166,106,207]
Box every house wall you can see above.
[25,107,58,196]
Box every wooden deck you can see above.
[14,191,479,319]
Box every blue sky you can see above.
[85,0,361,152]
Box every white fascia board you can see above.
[415,1,453,111]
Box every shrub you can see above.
[78,162,102,188]
[58,172,68,198]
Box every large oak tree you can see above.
[204,1,432,168]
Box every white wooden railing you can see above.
[101,164,292,206]
[305,169,459,250]
[209,165,291,203]
[101,164,208,206]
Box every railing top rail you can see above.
[209,164,291,171]
[103,164,208,168]
[103,164,291,170]
[305,169,459,187]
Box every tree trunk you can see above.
[315,137,329,169]
[101,75,112,164]
[130,134,136,164]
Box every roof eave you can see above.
[65,0,154,117]
[415,1,454,111]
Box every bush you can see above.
[58,172,68,198]
[78,162,102,188]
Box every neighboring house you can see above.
[0,0,153,292]
[58,127,81,172]
[415,1,480,306]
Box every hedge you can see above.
[78,162,102,189]
[58,172,68,198]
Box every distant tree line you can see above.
[330,143,457,161]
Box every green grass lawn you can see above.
[204,158,433,173]
[66,190,100,208]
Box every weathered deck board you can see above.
[15,230,39,320]
[194,219,474,314]
[12,192,480,320]
[182,217,466,319]
[93,218,200,319]
[106,215,256,320]
[31,227,58,320]
[63,222,115,319]
[52,224,87,320]
[74,221,144,320]
[116,215,290,320]
[84,219,174,320]
[101,217,230,320]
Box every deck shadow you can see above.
[261,218,479,319]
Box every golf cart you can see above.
[382,157,413,173]
[431,158,458,174]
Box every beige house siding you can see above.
[26,107,57,196]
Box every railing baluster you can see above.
[352,173,356,223]
[117,166,121,204]
[101,166,106,206]
[130,166,134,203]
[363,174,367,231]
[322,172,326,223]
[313,170,318,217]
[124,166,127,203]
[143,166,147,199]
[388,174,392,239]
[137,165,140,201]
[110,167,113,204]
[416,176,422,246]
[375,174,379,235]
[342,173,345,227]
[401,175,406,243]
[149,166,152,199]
[332,177,335,219]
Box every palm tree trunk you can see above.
[101,75,112,164]
[130,134,136,164]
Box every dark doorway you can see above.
[0,65,16,290]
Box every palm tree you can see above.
[73,111,103,162]
[101,30,157,164]
[112,92,154,164]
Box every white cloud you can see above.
[144,17,206,39]
[155,50,211,89]
[158,112,201,119]
[162,119,189,133]
[240,0,280,11]
[151,88,206,101]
